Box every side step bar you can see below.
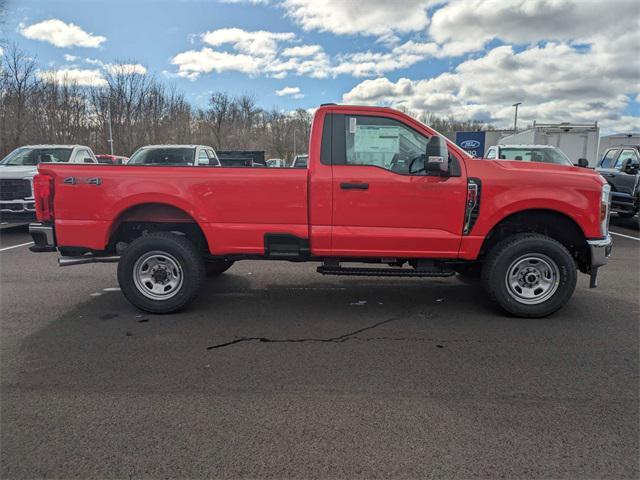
[58,255,120,267]
[317,265,455,277]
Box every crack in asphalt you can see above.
[207,311,413,350]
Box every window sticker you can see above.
[353,125,400,154]
[349,117,357,134]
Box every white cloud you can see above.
[202,28,295,56]
[334,40,439,77]
[172,28,331,79]
[276,86,304,98]
[63,54,79,62]
[20,19,106,48]
[343,40,639,132]
[0,47,3,56]
[281,0,434,38]
[430,0,640,56]
[282,44,322,57]
[37,68,107,87]
[105,63,147,75]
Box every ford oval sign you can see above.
[460,140,481,149]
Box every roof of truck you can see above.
[20,144,88,149]
[136,144,213,149]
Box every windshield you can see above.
[127,147,196,166]
[0,147,73,166]
[498,147,572,166]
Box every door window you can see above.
[197,149,209,166]
[343,115,430,175]
[614,149,637,169]
[74,149,94,163]
[600,149,619,168]
[485,148,497,159]
[206,149,220,166]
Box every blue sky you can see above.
[2,0,639,132]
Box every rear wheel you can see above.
[118,232,205,314]
[481,233,577,317]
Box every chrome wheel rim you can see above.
[505,254,560,305]
[133,251,183,301]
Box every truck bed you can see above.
[38,163,309,254]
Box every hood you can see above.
[0,165,38,178]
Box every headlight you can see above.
[600,183,611,236]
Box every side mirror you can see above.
[425,135,449,176]
[625,162,639,174]
[576,158,589,168]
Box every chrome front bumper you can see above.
[586,235,612,287]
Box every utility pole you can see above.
[107,105,114,155]
[512,102,522,132]
[293,127,297,158]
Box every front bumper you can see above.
[586,235,613,287]
[588,235,613,268]
[29,222,57,252]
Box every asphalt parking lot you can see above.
[1,218,638,479]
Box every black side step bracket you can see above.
[264,233,310,260]
[317,265,455,278]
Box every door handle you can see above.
[340,182,369,190]
[63,176,77,185]
[86,177,102,185]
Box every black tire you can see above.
[481,233,577,318]
[205,259,234,277]
[117,232,205,314]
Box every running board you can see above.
[317,265,455,277]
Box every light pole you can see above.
[107,105,114,156]
[512,102,522,132]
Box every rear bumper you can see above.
[29,222,57,252]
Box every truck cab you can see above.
[596,146,640,218]
[28,105,612,318]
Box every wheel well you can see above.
[480,210,590,272]
[107,203,207,254]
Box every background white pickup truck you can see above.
[0,145,98,225]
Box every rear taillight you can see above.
[33,174,54,222]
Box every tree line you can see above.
[1,44,489,160]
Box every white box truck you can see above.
[498,123,600,166]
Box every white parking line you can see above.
[0,241,34,252]
[610,231,640,241]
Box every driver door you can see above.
[330,113,467,258]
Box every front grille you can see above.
[0,179,32,201]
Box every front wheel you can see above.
[118,232,205,314]
[481,234,577,318]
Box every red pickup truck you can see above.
[28,105,612,317]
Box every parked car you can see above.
[29,105,611,318]
[596,145,640,218]
[127,145,221,166]
[0,145,97,224]
[291,154,308,168]
[96,154,129,165]
[266,158,287,168]
[484,144,574,166]
[217,150,266,167]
